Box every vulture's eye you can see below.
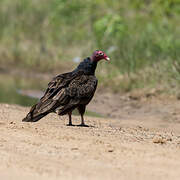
[99,52,104,56]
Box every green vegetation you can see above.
[0,0,180,93]
[0,74,38,106]
[73,109,104,118]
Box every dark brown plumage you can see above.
[22,50,110,126]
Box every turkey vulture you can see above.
[22,50,110,126]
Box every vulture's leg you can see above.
[77,105,88,127]
[67,111,73,126]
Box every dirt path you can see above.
[1,103,180,180]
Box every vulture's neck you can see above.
[74,57,97,75]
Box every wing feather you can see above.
[58,75,97,115]
[23,72,97,121]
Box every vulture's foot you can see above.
[77,124,89,127]
[66,123,75,126]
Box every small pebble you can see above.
[108,149,114,152]
[153,135,166,144]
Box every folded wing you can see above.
[22,71,97,122]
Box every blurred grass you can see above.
[0,0,180,93]
[73,109,104,118]
[0,74,38,106]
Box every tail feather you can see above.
[22,102,51,122]
[22,112,48,122]
[22,97,60,122]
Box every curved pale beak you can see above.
[105,57,110,61]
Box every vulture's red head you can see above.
[91,50,110,62]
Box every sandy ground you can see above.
[1,101,180,180]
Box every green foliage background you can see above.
[0,0,180,93]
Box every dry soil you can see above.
[1,98,180,180]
